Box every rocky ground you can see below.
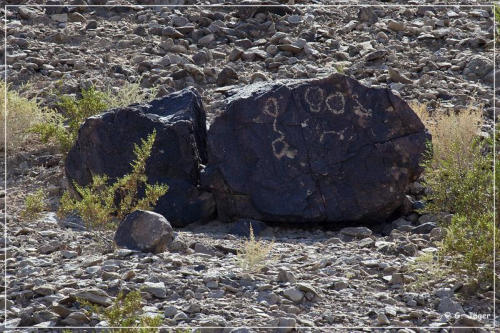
[1,1,498,332]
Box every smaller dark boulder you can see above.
[217,67,239,87]
[114,210,173,254]
[65,87,214,227]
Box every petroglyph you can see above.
[352,93,371,118]
[263,97,297,159]
[325,92,345,114]
[320,129,346,143]
[351,93,372,127]
[305,86,324,113]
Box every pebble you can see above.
[377,313,390,325]
[340,227,373,238]
[282,287,304,303]
[143,282,167,299]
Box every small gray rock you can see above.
[340,227,372,238]
[282,287,304,303]
[277,268,296,283]
[412,222,437,234]
[438,297,464,315]
[164,305,178,318]
[377,313,390,325]
[143,282,166,299]
[277,317,296,333]
[174,311,188,321]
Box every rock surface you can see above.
[65,88,215,227]
[114,210,174,254]
[204,74,429,224]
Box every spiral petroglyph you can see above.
[263,97,297,159]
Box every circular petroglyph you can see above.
[305,87,324,113]
[325,92,345,115]
[263,97,279,117]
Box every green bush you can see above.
[417,105,498,284]
[20,189,47,221]
[421,140,492,222]
[30,83,156,154]
[58,130,168,231]
[81,290,162,333]
[31,86,111,154]
[495,4,500,41]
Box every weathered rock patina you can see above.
[203,73,430,224]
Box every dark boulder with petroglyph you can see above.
[202,73,430,224]
[65,88,215,227]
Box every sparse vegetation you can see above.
[20,189,47,221]
[405,252,450,292]
[335,63,345,74]
[31,86,111,154]
[495,4,500,41]
[105,81,158,109]
[30,83,156,154]
[413,102,497,284]
[0,81,47,151]
[58,130,168,231]
[80,290,162,332]
[236,225,274,272]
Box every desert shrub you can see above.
[0,81,47,151]
[58,130,168,231]
[495,4,500,40]
[31,86,111,154]
[80,290,162,333]
[31,83,156,154]
[412,102,482,171]
[413,102,497,283]
[236,225,274,272]
[20,189,47,221]
[105,81,158,109]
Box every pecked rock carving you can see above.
[202,73,430,224]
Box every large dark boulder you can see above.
[65,88,214,227]
[202,74,430,224]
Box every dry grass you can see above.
[236,225,274,272]
[405,252,450,292]
[0,81,47,151]
[410,101,483,170]
[105,81,158,109]
[411,101,496,283]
